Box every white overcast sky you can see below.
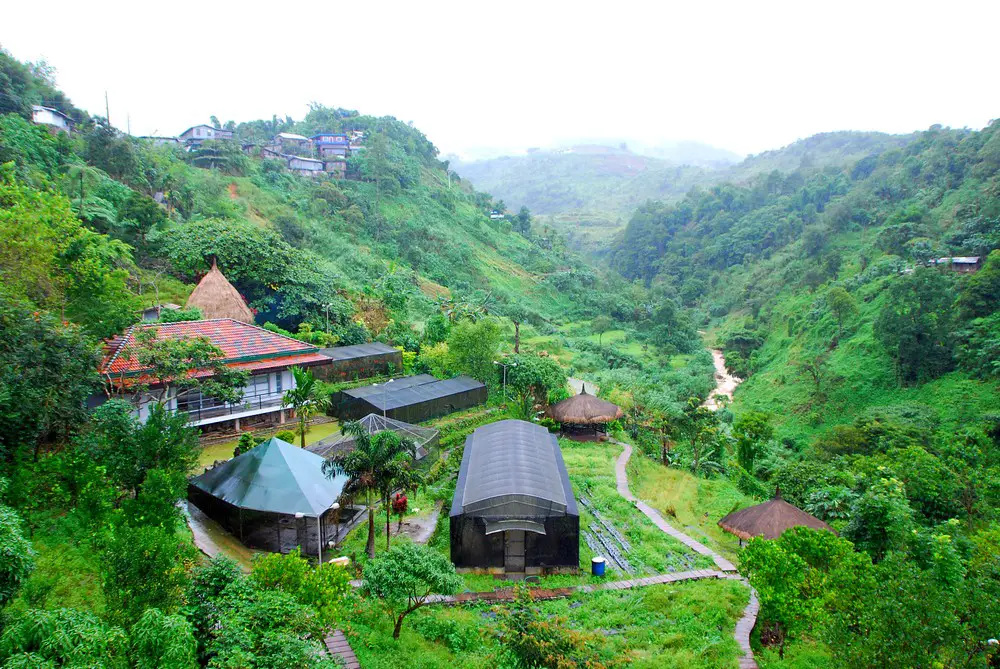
[4,0,999,159]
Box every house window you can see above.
[276,372,283,393]
[245,374,271,399]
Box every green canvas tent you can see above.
[188,437,349,560]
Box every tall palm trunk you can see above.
[366,492,376,559]
[386,493,392,550]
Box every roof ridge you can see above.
[104,323,138,371]
[273,439,326,516]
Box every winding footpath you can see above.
[614,440,759,669]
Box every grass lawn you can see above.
[346,578,749,669]
[626,445,749,561]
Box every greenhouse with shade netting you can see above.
[307,413,440,461]
[450,420,579,574]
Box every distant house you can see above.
[99,319,331,430]
[489,210,504,220]
[140,136,182,148]
[179,124,235,148]
[935,256,981,273]
[323,159,346,179]
[286,155,324,177]
[271,132,313,154]
[31,105,73,134]
[312,133,350,158]
[348,130,365,152]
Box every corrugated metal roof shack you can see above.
[450,420,579,574]
[315,343,403,381]
[332,374,487,423]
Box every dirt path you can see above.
[393,500,442,544]
[703,349,742,410]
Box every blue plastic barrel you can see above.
[591,556,606,577]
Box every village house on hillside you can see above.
[179,124,235,148]
[287,155,325,177]
[269,132,313,154]
[31,105,73,133]
[935,256,981,273]
[312,133,350,158]
[98,319,332,430]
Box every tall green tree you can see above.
[281,366,329,448]
[733,410,774,472]
[323,423,417,558]
[363,543,461,639]
[874,269,957,385]
[446,317,503,388]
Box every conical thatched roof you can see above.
[186,259,254,323]
[718,491,834,541]
[548,385,623,425]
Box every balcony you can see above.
[174,392,286,427]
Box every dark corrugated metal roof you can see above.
[344,375,485,410]
[451,420,578,520]
[320,342,400,362]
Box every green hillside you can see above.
[453,132,922,256]
[611,120,1000,666]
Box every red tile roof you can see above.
[101,319,323,379]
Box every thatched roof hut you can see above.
[548,385,623,426]
[718,491,834,541]
[185,259,254,323]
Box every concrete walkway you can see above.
[613,441,737,572]
[613,439,757,668]
[323,629,360,669]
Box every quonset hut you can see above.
[334,374,487,423]
[450,420,579,574]
[187,437,349,561]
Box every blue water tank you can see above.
[591,556,606,577]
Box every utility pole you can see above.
[493,360,517,402]
[104,91,110,126]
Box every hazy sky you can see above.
[4,0,999,159]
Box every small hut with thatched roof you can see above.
[547,385,623,440]
[186,259,255,323]
[718,489,834,545]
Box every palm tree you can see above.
[323,422,418,558]
[281,366,329,448]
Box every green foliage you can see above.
[842,478,914,562]
[0,607,130,668]
[0,298,99,463]
[732,410,773,472]
[362,543,461,639]
[0,500,34,607]
[492,585,622,668]
[445,317,503,387]
[100,523,197,627]
[504,352,567,417]
[78,401,198,501]
[874,268,957,385]
[234,432,264,457]
[250,548,351,625]
[0,162,138,337]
